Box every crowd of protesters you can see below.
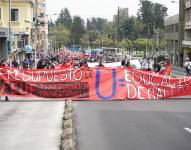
[1,50,191,78]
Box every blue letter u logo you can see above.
[96,69,117,100]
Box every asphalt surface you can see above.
[76,100,191,150]
[0,101,65,150]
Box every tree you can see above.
[134,38,156,56]
[101,37,117,47]
[71,16,85,45]
[56,8,72,29]
[152,3,168,28]
[120,39,133,54]
[86,17,107,32]
[80,33,90,48]
[113,7,129,29]
[137,0,168,37]
[53,23,70,49]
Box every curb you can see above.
[60,100,76,150]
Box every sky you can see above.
[46,0,179,21]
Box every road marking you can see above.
[184,127,191,134]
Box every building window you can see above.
[40,13,45,17]
[0,7,1,20]
[11,9,19,21]
[175,24,179,32]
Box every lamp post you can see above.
[47,13,59,51]
[144,23,151,57]
[98,31,101,49]
[8,0,12,66]
[96,31,101,49]
[117,6,120,53]
[33,0,38,68]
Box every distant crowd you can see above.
[0,51,191,77]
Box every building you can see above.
[0,0,35,61]
[36,0,48,53]
[164,14,181,66]
[119,8,129,19]
[114,7,129,26]
[179,0,191,64]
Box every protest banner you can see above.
[0,67,190,100]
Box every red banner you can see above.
[0,67,191,100]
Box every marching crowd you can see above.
[0,51,191,77]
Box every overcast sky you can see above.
[46,0,179,21]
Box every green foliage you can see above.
[134,38,156,50]
[121,17,144,40]
[51,4,167,50]
[86,17,107,32]
[101,37,117,47]
[56,8,72,29]
[52,23,70,48]
[137,0,168,37]
[70,16,85,45]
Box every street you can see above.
[0,101,65,150]
[1,99,191,150]
[0,0,191,150]
[76,100,191,150]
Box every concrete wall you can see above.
[185,31,191,41]
[164,14,181,66]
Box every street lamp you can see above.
[96,31,101,49]
[120,28,132,57]
[8,0,12,66]
[47,13,59,51]
[144,23,152,57]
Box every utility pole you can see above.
[34,0,38,68]
[117,6,120,54]
[131,18,134,41]
[122,30,124,55]
[99,32,101,49]
[8,0,12,66]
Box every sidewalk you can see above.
[171,66,186,77]
[172,66,185,72]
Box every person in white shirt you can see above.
[184,58,191,76]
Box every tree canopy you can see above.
[50,2,168,52]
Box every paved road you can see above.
[0,101,65,150]
[76,100,191,150]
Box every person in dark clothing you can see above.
[37,60,44,69]
[153,59,161,72]
[125,60,132,68]
[0,60,9,101]
[98,61,104,67]
[12,60,19,68]
[121,60,126,68]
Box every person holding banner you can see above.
[165,58,171,76]
[121,60,126,68]
[153,59,161,72]
[98,61,104,67]
[125,60,132,68]
[0,60,9,101]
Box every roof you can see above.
[164,14,179,26]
